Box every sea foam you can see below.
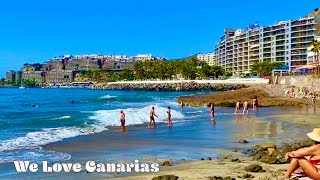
[0,125,105,152]
[89,105,184,126]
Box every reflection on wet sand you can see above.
[232,115,285,141]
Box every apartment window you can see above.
[286,46,289,49]
[286,29,289,32]
[287,23,289,26]
[286,51,289,54]
[286,40,289,43]
[286,57,289,60]
[286,35,289,38]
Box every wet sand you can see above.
[105,106,320,180]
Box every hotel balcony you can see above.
[291,31,314,38]
[276,48,285,51]
[263,49,272,53]
[276,57,285,61]
[264,54,272,58]
[276,52,285,57]
[276,41,285,46]
[263,27,272,32]
[263,32,272,37]
[291,19,315,27]
[291,25,315,32]
[291,50,307,55]
[291,61,307,66]
[291,55,307,60]
[276,35,285,41]
[263,37,272,42]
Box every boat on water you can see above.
[19,86,25,89]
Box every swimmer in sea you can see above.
[119,110,126,132]
[149,107,158,128]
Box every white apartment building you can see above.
[215,16,317,75]
[197,53,216,66]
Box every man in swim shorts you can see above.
[119,110,126,132]
[149,107,158,128]
[242,100,248,114]
[235,101,241,114]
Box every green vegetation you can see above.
[311,39,320,76]
[0,78,14,86]
[23,79,37,87]
[250,61,283,77]
[119,58,224,81]
[77,58,225,82]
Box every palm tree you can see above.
[311,39,320,76]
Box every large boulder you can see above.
[257,143,276,150]
[152,175,179,180]
[161,161,172,166]
[244,164,263,172]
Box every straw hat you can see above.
[307,128,320,142]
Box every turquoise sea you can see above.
[0,88,309,179]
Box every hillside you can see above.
[307,8,320,35]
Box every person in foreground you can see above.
[149,107,158,128]
[119,110,126,132]
[284,128,320,179]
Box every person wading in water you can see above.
[149,107,158,128]
[119,110,126,132]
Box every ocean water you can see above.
[0,88,310,179]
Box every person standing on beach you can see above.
[119,110,126,132]
[167,106,172,125]
[149,107,158,128]
[242,100,249,114]
[235,101,241,114]
[312,95,316,106]
[252,96,257,110]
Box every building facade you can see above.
[197,53,216,66]
[215,16,317,75]
[45,70,74,84]
[22,71,44,84]
[6,70,16,83]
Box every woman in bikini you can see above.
[284,128,320,179]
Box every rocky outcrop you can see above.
[178,85,310,107]
[90,82,247,92]
[249,140,314,164]
[161,161,172,166]
[244,164,264,172]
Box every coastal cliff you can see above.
[177,85,310,107]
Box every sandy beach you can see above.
[107,109,316,180]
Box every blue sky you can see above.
[0,0,318,77]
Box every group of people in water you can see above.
[118,97,259,132]
[234,96,259,114]
[119,106,173,132]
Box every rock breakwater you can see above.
[90,82,247,92]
